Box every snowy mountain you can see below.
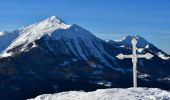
[1,16,114,67]
[4,16,71,52]
[29,88,170,100]
[0,16,170,100]
[1,16,70,56]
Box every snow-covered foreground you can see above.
[29,88,170,100]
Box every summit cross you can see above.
[116,36,154,88]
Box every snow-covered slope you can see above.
[1,16,114,67]
[29,88,170,100]
[9,16,70,48]
[0,31,19,53]
[2,16,71,56]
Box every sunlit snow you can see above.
[29,88,170,100]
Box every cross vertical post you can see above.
[116,36,154,88]
[132,37,137,88]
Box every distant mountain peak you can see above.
[47,16,65,23]
[2,16,72,54]
[0,31,8,36]
[115,35,151,48]
[41,16,71,30]
[43,16,68,27]
[0,32,4,36]
[49,16,59,21]
[18,16,71,34]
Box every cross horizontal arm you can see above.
[137,53,154,59]
[116,53,132,60]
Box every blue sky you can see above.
[0,0,170,54]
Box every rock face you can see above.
[0,16,170,100]
[28,88,170,100]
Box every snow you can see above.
[1,52,12,57]
[0,32,4,36]
[104,39,110,42]
[145,44,149,49]
[29,88,170,100]
[163,77,170,81]
[157,52,170,60]
[114,36,126,42]
[138,74,150,79]
[90,81,112,87]
[157,77,170,82]
[137,45,149,53]
[120,45,125,48]
[59,61,70,66]
[137,48,144,53]
[2,16,71,56]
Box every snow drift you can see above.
[29,88,170,100]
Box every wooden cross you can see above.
[116,36,154,88]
